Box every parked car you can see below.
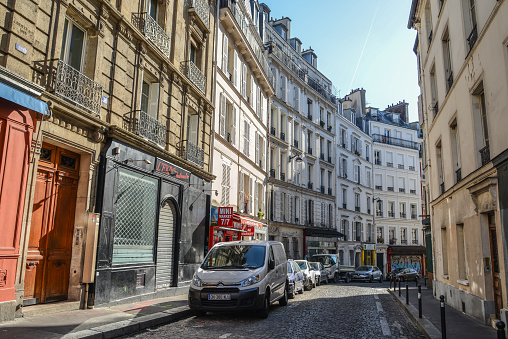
[287,261,305,298]
[396,268,421,282]
[188,241,288,319]
[311,254,355,283]
[294,260,316,290]
[309,262,327,285]
[352,265,383,282]
[387,268,405,281]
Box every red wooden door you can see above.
[24,144,79,304]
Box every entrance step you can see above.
[22,301,80,318]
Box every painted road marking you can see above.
[379,317,392,337]
[374,294,379,300]
[219,334,232,338]
[376,301,384,312]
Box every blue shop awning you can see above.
[0,81,49,115]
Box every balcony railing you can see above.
[377,238,384,244]
[409,166,415,171]
[308,182,313,189]
[387,187,394,192]
[280,172,286,182]
[182,140,204,167]
[132,13,170,58]
[467,25,478,52]
[294,139,299,148]
[410,189,416,194]
[399,188,405,193]
[270,169,275,178]
[376,211,383,217]
[183,60,206,93]
[480,144,490,166]
[54,60,103,115]
[456,168,462,183]
[411,214,417,220]
[387,162,393,168]
[280,132,285,141]
[320,185,325,193]
[398,164,405,169]
[355,206,360,212]
[320,153,325,160]
[372,134,419,150]
[440,182,445,195]
[388,211,395,217]
[189,0,210,27]
[123,110,167,148]
[270,127,276,136]
[400,213,406,218]
[375,185,382,190]
[307,147,313,155]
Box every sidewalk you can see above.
[389,282,497,339]
[0,292,191,338]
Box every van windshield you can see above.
[202,245,265,270]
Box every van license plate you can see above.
[208,294,231,300]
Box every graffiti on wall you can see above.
[391,256,422,275]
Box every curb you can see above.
[61,305,193,339]
[388,289,441,339]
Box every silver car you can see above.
[287,261,304,298]
[309,262,327,285]
[295,260,316,290]
[352,265,383,283]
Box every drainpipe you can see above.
[210,0,220,175]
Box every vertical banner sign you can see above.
[218,207,233,227]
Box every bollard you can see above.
[398,278,401,297]
[406,280,409,305]
[496,321,506,339]
[440,295,446,339]
[424,275,427,287]
[390,275,392,289]
[418,285,422,319]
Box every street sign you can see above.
[363,244,376,251]
[218,207,233,227]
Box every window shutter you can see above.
[262,137,266,170]
[275,191,281,221]
[148,82,160,118]
[255,131,259,165]
[239,173,244,211]
[360,167,364,185]
[220,93,226,137]
[231,105,237,146]
[246,122,250,157]
[222,34,228,73]
[221,163,227,206]
[234,50,238,88]
[262,183,266,215]
[254,183,259,214]
[354,165,358,182]
[256,87,260,117]
[242,64,247,97]
[250,177,254,215]
[288,195,293,223]
[250,76,254,107]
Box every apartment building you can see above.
[0,0,217,319]
[336,89,375,269]
[409,0,508,324]
[261,5,340,259]
[211,0,273,246]
[368,103,423,277]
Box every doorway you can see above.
[377,253,384,275]
[488,215,502,319]
[24,144,80,305]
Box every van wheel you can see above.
[258,294,270,319]
[289,284,296,299]
[279,284,288,306]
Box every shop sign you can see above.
[363,244,376,251]
[154,158,190,183]
[242,226,254,236]
[218,207,233,227]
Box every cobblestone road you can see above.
[130,281,425,339]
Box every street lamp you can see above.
[288,153,303,163]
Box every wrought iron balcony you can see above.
[307,147,313,155]
[308,182,313,189]
[132,13,170,58]
[480,145,490,166]
[270,169,275,178]
[376,211,383,217]
[440,182,445,195]
[410,189,416,194]
[411,214,417,220]
[183,60,206,93]
[399,188,405,193]
[189,0,210,27]
[388,211,395,217]
[375,160,382,165]
[343,203,347,209]
[398,164,405,169]
[387,162,393,168]
[280,172,286,181]
[54,60,103,115]
[387,187,394,192]
[355,206,360,212]
[182,140,204,167]
[375,185,382,190]
[372,134,419,150]
[467,25,478,52]
[308,114,313,121]
[320,185,325,193]
[446,71,454,93]
[401,239,408,245]
[328,188,332,195]
[320,153,325,160]
[280,132,285,141]
[456,168,462,183]
[123,110,167,148]
[294,139,299,148]
[409,166,415,171]
[270,127,276,136]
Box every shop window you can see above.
[112,168,158,264]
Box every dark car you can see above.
[397,268,420,282]
[287,261,305,298]
[352,265,383,282]
[387,268,405,281]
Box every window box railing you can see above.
[183,60,206,93]
[372,134,419,150]
[375,160,382,165]
[182,140,204,167]
[412,239,419,245]
[400,213,406,218]
[398,164,405,169]
[399,188,405,193]
[280,132,285,141]
[307,147,313,155]
[226,132,231,143]
[308,114,313,121]
[270,169,275,178]
[446,71,454,93]
[433,101,439,116]
[280,172,286,181]
[123,110,167,148]
[132,12,170,58]
[189,0,210,28]
[308,182,313,189]
[411,214,417,220]
[467,25,478,52]
[320,185,325,193]
[456,168,462,183]
[376,211,383,217]
[440,182,445,195]
[387,162,393,168]
[270,127,276,136]
[401,239,408,245]
[328,188,332,195]
[410,189,416,194]
[388,211,395,217]
[320,120,325,128]
[428,29,433,48]
[320,153,325,160]
[343,203,347,209]
[387,187,394,192]
[294,139,299,148]
[480,145,490,166]
[409,166,415,171]
[54,60,103,115]
[377,237,384,244]
[355,206,360,212]
[390,238,397,245]
[375,185,382,190]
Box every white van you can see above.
[188,241,288,318]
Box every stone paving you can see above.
[130,281,425,339]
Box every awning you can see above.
[305,228,345,238]
[234,213,265,229]
[215,226,250,233]
[388,246,426,255]
[0,81,50,115]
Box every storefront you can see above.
[208,210,265,249]
[93,139,211,306]
[387,245,426,276]
[362,244,376,266]
[0,67,49,321]
[304,229,344,258]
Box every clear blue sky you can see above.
[263,0,420,122]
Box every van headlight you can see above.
[240,274,261,287]
[191,273,203,287]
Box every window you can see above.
[342,188,347,209]
[388,201,395,217]
[221,162,231,206]
[442,27,453,93]
[411,204,417,219]
[243,119,251,157]
[60,18,86,72]
[219,94,236,145]
[140,76,159,118]
[457,224,467,280]
[425,0,433,49]
[376,199,383,217]
[377,227,384,243]
[412,229,419,244]
[186,108,198,145]
[450,119,461,183]
[400,228,407,244]
[374,150,381,165]
[472,82,490,166]
[147,0,158,20]
[342,220,349,241]
[293,86,299,111]
[367,197,371,214]
[436,140,444,194]
[355,222,362,242]
[430,64,438,116]
[355,193,360,212]
[113,168,158,264]
[441,228,449,275]
[307,99,313,119]
[399,202,406,218]
[366,169,371,187]
[463,0,478,52]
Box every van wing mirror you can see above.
[268,259,275,270]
